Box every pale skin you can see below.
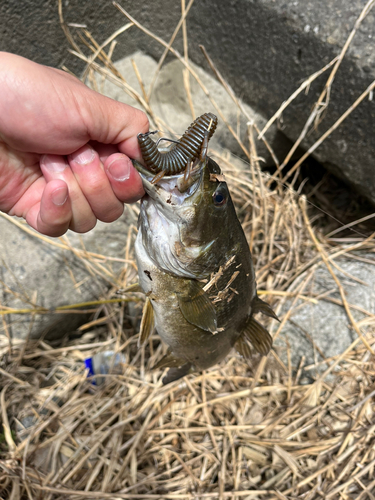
[0,52,149,237]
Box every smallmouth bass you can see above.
[133,113,278,384]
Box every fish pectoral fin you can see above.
[243,317,273,356]
[138,297,155,347]
[252,295,280,322]
[177,280,217,333]
[235,335,252,359]
[152,351,186,370]
[162,363,193,385]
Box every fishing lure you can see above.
[137,112,218,177]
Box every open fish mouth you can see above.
[132,158,205,209]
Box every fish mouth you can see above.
[132,159,205,208]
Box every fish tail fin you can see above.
[243,317,273,356]
[162,363,193,385]
[152,351,193,384]
[252,295,280,322]
[152,351,186,370]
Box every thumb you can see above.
[0,54,149,159]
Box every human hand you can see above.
[0,52,149,236]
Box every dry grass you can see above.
[1,328,375,499]
[1,1,375,499]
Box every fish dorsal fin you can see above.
[177,280,217,333]
[243,317,273,356]
[153,351,186,370]
[235,335,252,359]
[252,295,280,322]
[138,297,155,347]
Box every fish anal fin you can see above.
[152,351,186,370]
[235,335,252,359]
[243,317,273,356]
[252,295,280,322]
[178,280,217,333]
[138,297,155,347]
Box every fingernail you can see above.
[107,156,131,181]
[69,146,95,165]
[52,186,68,206]
[41,155,67,172]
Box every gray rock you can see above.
[276,256,375,377]
[185,0,375,204]
[0,210,137,340]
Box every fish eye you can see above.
[212,185,227,206]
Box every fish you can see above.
[133,113,278,384]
